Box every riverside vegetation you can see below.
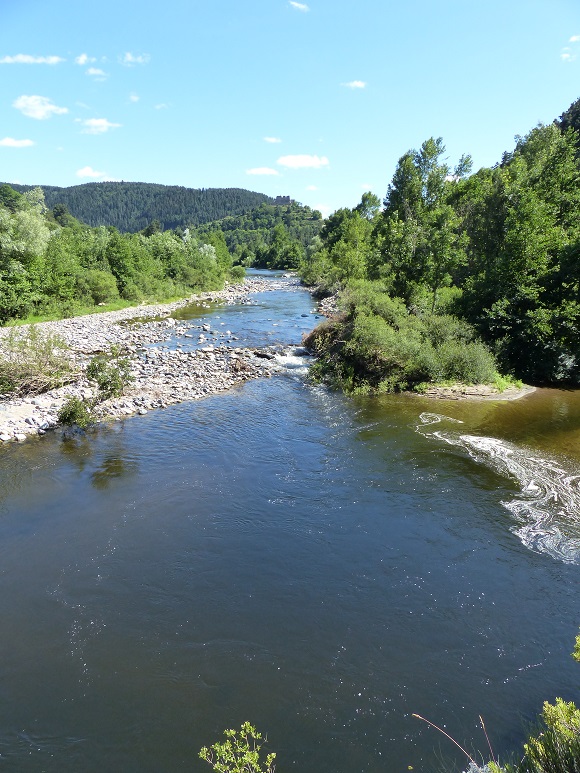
[299,97,580,393]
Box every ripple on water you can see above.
[417,412,580,564]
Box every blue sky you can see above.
[1,0,580,218]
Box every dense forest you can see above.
[301,98,580,390]
[2,182,273,233]
[192,201,323,268]
[0,184,243,323]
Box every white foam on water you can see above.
[416,413,580,564]
[273,347,312,375]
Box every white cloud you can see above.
[342,80,366,89]
[75,53,96,65]
[0,54,64,65]
[289,1,309,10]
[306,184,318,191]
[277,154,329,169]
[361,183,372,189]
[155,103,169,110]
[129,93,140,103]
[314,204,332,217]
[76,166,107,178]
[121,52,150,66]
[570,35,580,43]
[264,136,282,143]
[561,50,577,62]
[13,95,68,120]
[86,67,108,79]
[246,167,280,176]
[0,137,35,147]
[76,118,122,134]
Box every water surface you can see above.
[0,275,579,772]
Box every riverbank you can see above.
[413,383,536,400]
[0,277,303,443]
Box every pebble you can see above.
[0,277,310,443]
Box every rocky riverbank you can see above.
[0,277,306,443]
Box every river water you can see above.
[0,273,579,772]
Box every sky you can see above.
[1,0,580,218]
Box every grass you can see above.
[0,326,76,396]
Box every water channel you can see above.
[0,272,579,771]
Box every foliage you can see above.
[57,397,94,429]
[193,200,322,270]
[3,182,272,233]
[305,280,497,393]
[57,347,134,430]
[86,346,133,400]
[0,326,75,396]
[199,722,276,773]
[300,96,580,388]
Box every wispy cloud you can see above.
[561,47,577,62]
[0,137,35,148]
[13,95,68,120]
[246,167,280,176]
[306,184,318,191]
[76,118,122,134]
[289,1,309,10]
[277,154,329,169]
[75,53,96,65]
[155,103,169,110]
[314,203,332,217]
[86,67,108,80]
[121,52,150,66]
[264,136,282,143]
[129,93,140,103]
[76,166,108,178]
[342,80,366,89]
[562,36,580,61]
[0,54,64,65]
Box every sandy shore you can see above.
[413,383,536,401]
[0,277,304,443]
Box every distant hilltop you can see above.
[2,181,276,233]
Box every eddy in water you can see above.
[416,413,580,564]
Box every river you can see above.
[0,272,579,772]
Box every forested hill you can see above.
[193,200,323,265]
[3,182,274,232]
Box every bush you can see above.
[86,346,133,400]
[199,722,276,773]
[0,326,75,396]
[57,397,94,429]
[229,265,246,283]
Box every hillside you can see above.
[3,181,274,232]
[193,200,323,265]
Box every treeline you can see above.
[0,184,241,323]
[192,201,323,268]
[3,182,273,233]
[302,98,580,390]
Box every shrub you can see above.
[0,326,75,396]
[199,722,276,773]
[86,346,133,400]
[229,265,246,283]
[58,397,94,429]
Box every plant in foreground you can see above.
[199,722,276,773]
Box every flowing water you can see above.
[0,272,579,772]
